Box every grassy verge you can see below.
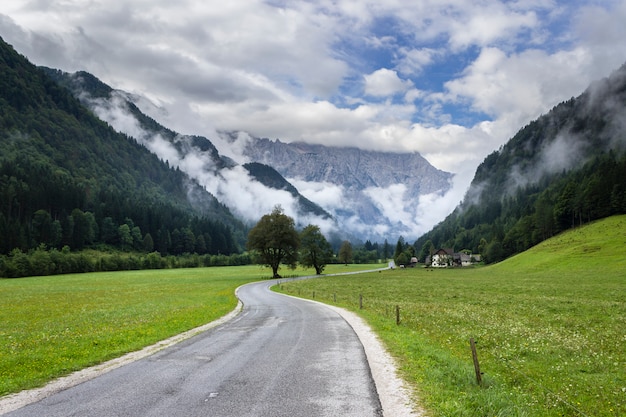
[0,263,380,396]
[276,216,626,416]
[1,266,251,396]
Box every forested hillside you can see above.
[44,67,334,227]
[43,68,234,174]
[415,64,626,263]
[0,37,243,266]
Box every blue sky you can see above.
[2,0,626,236]
[2,1,624,171]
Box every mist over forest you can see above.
[1,34,625,277]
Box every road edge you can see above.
[0,300,243,415]
[277,290,425,417]
[324,304,425,417]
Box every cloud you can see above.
[3,0,626,239]
[363,184,411,225]
[502,130,588,193]
[84,92,322,229]
[446,3,540,50]
[364,68,413,97]
[215,165,300,223]
[396,47,440,75]
[289,179,345,211]
[444,46,595,125]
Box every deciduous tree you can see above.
[299,225,333,275]
[338,240,353,265]
[247,206,299,278]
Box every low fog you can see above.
[83,90,467,243]
[86,93,313,226]
[463,64,626,207]
[212,130,465,241]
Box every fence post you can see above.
[359,294,363,309]
[312,291,315,299]
[395,305,400,325]
[470,337,483,386]
[333,293,336,302]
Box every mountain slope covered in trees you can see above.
[43,67,454,242]
[415,63,626,263]
[0,36,244,261]
[42,68,333,225]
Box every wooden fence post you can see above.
[359,294,363,309]
[395,305,400,325]
[470,337,483,386]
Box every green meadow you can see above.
[0,263,377,396]
[278,215,626,417]
[2,216,624,417]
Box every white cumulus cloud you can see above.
[364,68,413,97]
[2,0,626,239]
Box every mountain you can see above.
[241,138,451,196]
[46,68,451,242]
[43,68,234,173]
[244,139,452,218]
[229,136,453,241]
[0,36,243,256]
[414,63,626,263]
[43,68,333,227]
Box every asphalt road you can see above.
[6,280,383,417]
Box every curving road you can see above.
[5,280,383,417]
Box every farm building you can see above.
[425,249,480,267]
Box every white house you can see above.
[427,249,480,267]
[430,248,454,267]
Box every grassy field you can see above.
[0,263,380,396]
[277,216,626,417]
